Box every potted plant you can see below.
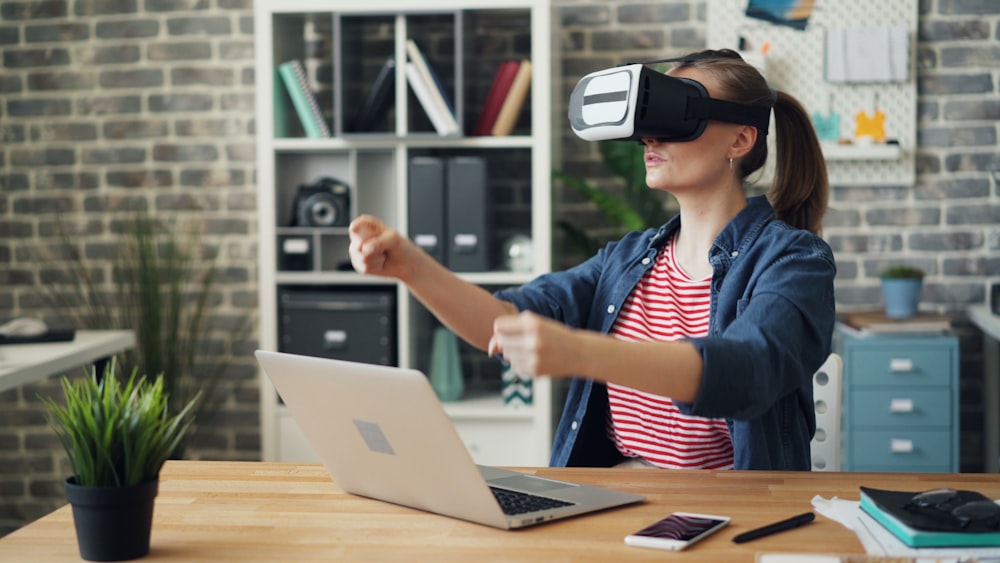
[880,265,925,319]
[39,359,198,561]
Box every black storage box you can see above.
[278,287,396,366]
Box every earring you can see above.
[729,158,734,170]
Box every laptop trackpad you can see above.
[489,475,577,493]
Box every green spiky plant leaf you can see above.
[34,213,254,451]
[39,359,199,487]
[880,265,925,279]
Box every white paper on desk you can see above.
[811,495,1000,562]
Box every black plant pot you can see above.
[65,477,159,561]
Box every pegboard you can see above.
[707,0,916,187]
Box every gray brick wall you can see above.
[0,0,259,537]
[1,0,998,536]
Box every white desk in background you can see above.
[0,330,135,393]
[968,304,1000,473]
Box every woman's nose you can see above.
[640,137,660,146]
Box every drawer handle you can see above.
[890,439,914,453]
[889,358,914,372]
[889,398,914,413]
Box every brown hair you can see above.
[673,49,829,235]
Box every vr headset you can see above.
[568,56,772,143]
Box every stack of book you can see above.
[471,59,532,136]
[836,309,952,336]
[859,486,1000,548]
[404,39,460,136]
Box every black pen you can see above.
[732,511,815,543]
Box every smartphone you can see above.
[624,512,731,551]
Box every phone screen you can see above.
[633,513,727,541]
[625,512,730,551]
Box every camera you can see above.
[291,177,351,228]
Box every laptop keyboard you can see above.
[489,486,575,515]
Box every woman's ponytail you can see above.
[674,50,829,235]
[769,90,828,235]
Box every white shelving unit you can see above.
[254,0,556,466]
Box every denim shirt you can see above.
[494,195,836,470]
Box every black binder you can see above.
[446,156,490,272]
[408,156,446,264]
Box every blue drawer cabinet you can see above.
[835,327,959,472]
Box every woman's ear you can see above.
[730,124,758,159]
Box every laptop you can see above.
[255,350,644,529]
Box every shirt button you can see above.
[571,421,579,431]
[606,305,615,314]
[731,251,739,258]
[641,257,651,265]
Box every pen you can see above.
[732,511,815,544]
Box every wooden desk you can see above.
[0,330,135,393]
[3,461,1000,562]
[969,304,1000,472]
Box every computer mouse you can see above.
[0,317,49,337]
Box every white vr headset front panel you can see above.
[568,64,642,141]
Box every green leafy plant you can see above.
[39,360,198,487]
[880,265,925,279]
[553,141,676,258]
[36,213,253,444]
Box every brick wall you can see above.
[0,0,260,536]
[1,0,998,536]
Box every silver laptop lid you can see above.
[255,350,509,528]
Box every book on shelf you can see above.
[837,309,952,336]
[758,555,978,563]
[471,60,521,136]
[404,39,459,136]
[490,59,532,136]
[349,56,395,133]
[276,60,331,139]
[859,486,1000,548]
[273,70,292,138]
[405,62,458,136]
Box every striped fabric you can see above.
[606,237,734,470]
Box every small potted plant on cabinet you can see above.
[880,265,925,319]
[39,360,198,561]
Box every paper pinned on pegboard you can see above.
[826,26,909,83]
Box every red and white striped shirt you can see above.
[606,237,734,469]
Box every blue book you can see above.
[350,57,395,132]
[860,487,1000,548]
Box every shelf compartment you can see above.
[462,9,533,137]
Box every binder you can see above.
[446,156,490,272]
[408,157,446,264]
[277,60,331,138]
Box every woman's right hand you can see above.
[348,215,418,281]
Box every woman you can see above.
[349,49,835,471]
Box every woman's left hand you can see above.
[487,311,581,379]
